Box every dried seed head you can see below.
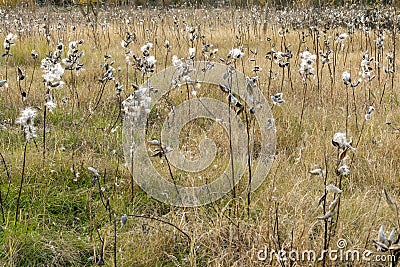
[15,107,38,142]
[31,50,38,59]
[227,48,244,59]
[388,228,397,244]
[88,167,100,177]
[378,225,388,245]
[148,139,160,146]
[309,168,324,176]
[336,164,350,177]
[0,80,8,88]
[271,93,285,105]
[164,40,170,50]
[374,240,389,252]
[121,214,128,227]
[365,106,375,120]
[326,184,343,194]
[332,132,355,151]
[189,47,196,59]
[17,66,25,81]
[342,71,351,85]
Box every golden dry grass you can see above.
[0,4,399,266]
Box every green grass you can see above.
[0,4,400,266]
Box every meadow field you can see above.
[0,3,400,266]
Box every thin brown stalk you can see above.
[15,143,27,225]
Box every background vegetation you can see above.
[1,0,399,9]
[0,3,399,266]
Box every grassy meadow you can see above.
[0,4,400,266]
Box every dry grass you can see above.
[0,4,399,266]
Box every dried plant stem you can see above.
[332,42,337,84]
[226,68,236,205]
[0,152,11,222]
[108,95,122,132]
[71,70,80,109]
[95,79,109,111]
[185,82,192,155]
[130,127,135,202]
[113,216,117,267]
[332,176,342,235]
[299,80,307,130]
[67,70,76,122]
[95,170,117,266]
[245,109,252,217]
[127,214,191,242]
[82,80,108,124]
[327,64,334,105]
[4,54,14,112]
[163,147,183,206]
[352,86,359,131]
[345,85,349,137]
[280,66,285,93]
[43,105,47,163]
[344,40,350,66]
[0,151,8,223]
[15,143,27,225]
[27,58,37,97]
[267,58,273,97]
[395,203,400,230]
[315,33,321,95]
[322,150,329,267]
[88,175,93,244]
[379,72,390,105]
[390,26,396,105]
[125,61,129,91]
[289,227,294,267]
[287,64,294,92]
[363,193,382,249]
[5,54,10,81]
[273,202,285,267]
[350,118,367,167]
[17,79,25,106]
[96,229,105,265]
